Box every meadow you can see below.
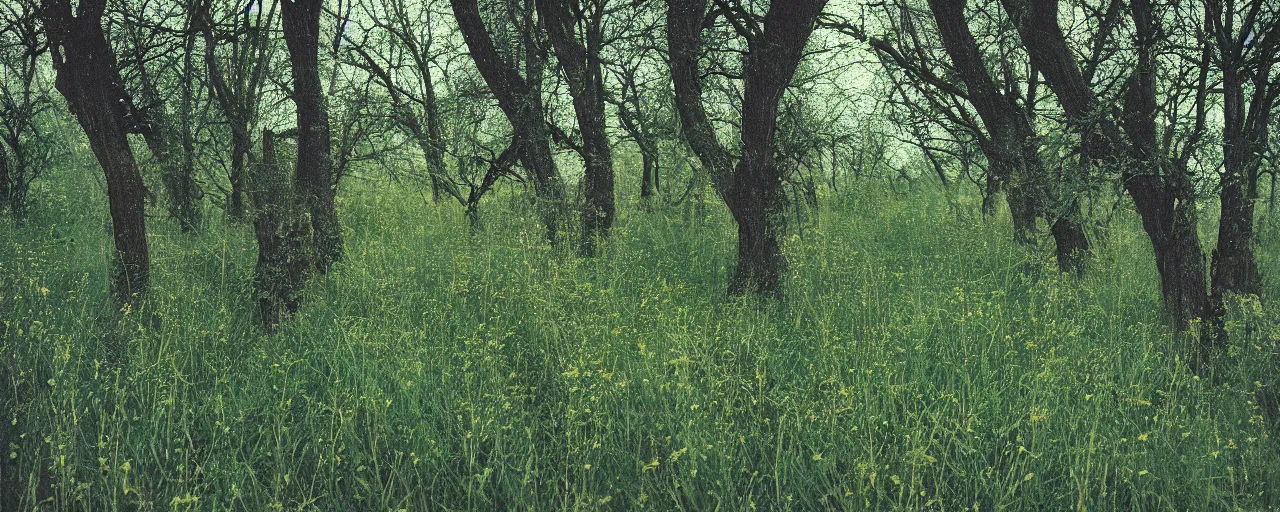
[2,162,1279,511]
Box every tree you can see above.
[115,0,204,232]
[819,1,1090,273]
[608,51,672,202]
[1202,0,1279,340]
[450,0,567,243]
[537,0,615,255]
[667,0,828,296]
[40,0,151,303]
[925,0,1089,272]
[251,128,311,327]
[282,0,342,271]
[1002,0,1208,330]
[345,0,450,203]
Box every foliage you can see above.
[3,164,1278,510]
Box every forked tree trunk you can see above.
[927,0,1088,273]
[1122,0,1210,331]
[41,0,151,304]
[450,0,566,243]
[282,0,342,272]
[1202,3,1272,342]
[537,0,615,256]
[665,0,824,296]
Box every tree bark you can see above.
[0,141,10,216]
[282,0,342,272]
[450,0,566,243]
[728,0,827,296]
[41,0,151,303]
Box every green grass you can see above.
[2,163,1279,511]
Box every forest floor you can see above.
[2,166,1279,510]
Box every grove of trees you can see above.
[6,0,1280,508]
[3,0,1279,402]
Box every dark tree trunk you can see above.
[1004,0,1206,327]
[640,144,657,200]
[229,133,251,220]
[927,0,1088,272]
[0,142,10,215]
[1004,177,1040,244]
[0,140,29,224]
[1122,0,1209,331]
[251,129,310,327]
[727,0,827,296]
[1202,0,1275,343]
[665,0,735,204]
[282,0,341,272]
[537,0,615,255]
[450,0,565,243]
[1051,217,1089,274]
[41,0,151,303]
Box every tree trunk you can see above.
[169,4,203,233]
[41,0,151,304]
[1125,0,1209,331]
[251,129,310,327]
[0,141,10,215]
[537,0,615,255]
[727,0,827,296]
[282,0,341,271]
[666,0,735,205]
[616,92,658,202]
[1202,2,1274,342]
[229,131,250,221]
[1051,216,1089,275]
[0,137,29,224]
[131,60,199,232]
[450,0,565,243]
[640,143,656,200]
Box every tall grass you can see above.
[2,164,1278,510]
